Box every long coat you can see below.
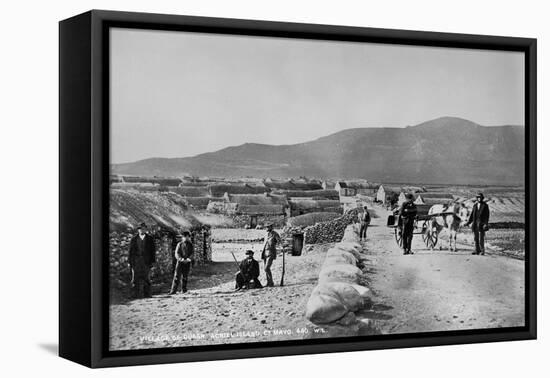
[239,258,260,281]
[128,234,156,267]
[468,201,490,231]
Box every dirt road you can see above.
[359,205,525,334]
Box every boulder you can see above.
[319,264,363,284]
[326,249,358,265]
[305,282,366,323]
[305,288,348,324]
[332,243,362,260]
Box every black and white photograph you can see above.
[107,26,528,352]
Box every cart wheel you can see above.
[394,227,403,248]
[425,230,438,249]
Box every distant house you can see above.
[322,180,336,190]
[272,189,340,201]
[263,178,323,191]
[207,183,270,197]
[335,181,351,196]
[183,197,215,210]
[376,185,402,205]
[172,186,210,197]
[206,193,288,228]
[336,181,379,197]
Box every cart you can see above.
[387,208,439,249]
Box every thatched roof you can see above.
[338,181,379,190]
[110,189,206,233]
[271,189,339,200]
[225,193,288,206]
[263,179,323,191]
[206,201,285,215]
[183,197,214,209]
[236,204,286,215]
[379,185,402,194]
[208,183,270,197]
[121,176,182,186]
[171,186,210,197]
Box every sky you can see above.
[110,28,525,164]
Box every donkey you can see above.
[427,202,470,251]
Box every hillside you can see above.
[111,117,525,185]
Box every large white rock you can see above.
[305,282,366,323]
[326,249,358,265]
[333,243,362,260]
[319,264,363,284]
[305,288,348,323]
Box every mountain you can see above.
[111,117,525,185]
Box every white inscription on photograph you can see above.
[108,28,525,351]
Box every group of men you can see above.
[234,223,281,290]
[127,222,282,299]
[127,193,491,298]
[397,192,490,255]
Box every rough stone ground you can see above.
[357,205,525,334]
[109,241,333,351]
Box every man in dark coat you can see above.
[235,250,263,290]
[398,193,417,255]
[128,222,156,298]
[359,205,371,241]
[466,193,490,255]
[261,224,281,287]
[169,231,194,294]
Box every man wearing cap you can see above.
[358,205,371,241]
[466,193,490,255]
[261,224,281,287]
[169,231,194,294]
[398,193,417,255]
[235,250,263,290]
[128,223,156,298]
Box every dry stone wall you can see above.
[109,227,212,290]
[282,209,359,247]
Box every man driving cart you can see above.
[398,193,418,255]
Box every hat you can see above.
[405,193,414,200]
[137,222,147,229]
[245,250,254,256]
[180,230,191,237]
[266,223,274,229]
[476,193,484,199]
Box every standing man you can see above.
[466,193,490,255]
[235,250,263,290]
[128,222,156,298]
[261,223,281,287]
[398,193,417,255]
[169,231,194,294]
[359,205,371,241]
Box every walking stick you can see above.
[280,248,285,287]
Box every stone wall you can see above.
[282,209,359,247]
[109,226,212,290]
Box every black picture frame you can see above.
[59,9,537,368]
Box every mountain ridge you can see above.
[112,117,525,185]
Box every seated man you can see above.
[235,250,263,290]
